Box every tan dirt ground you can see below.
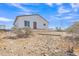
[0,30,77,56]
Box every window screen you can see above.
[24,21,30,27]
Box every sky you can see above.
[0,3,79,29]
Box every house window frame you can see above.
[43,24,46,26]
[24,21,30,27]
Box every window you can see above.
[24,21,30,27]
[43,24,46,26]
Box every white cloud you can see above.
[49,14,74,21]
[71,3,79,8]
[56,3,63,6]
[0,17,13,22]
[45,3,54,7]
[17,11,32,15]
[63,16,73,19]
[70,3,79,12]
[7,3,40,15]
[50,16,60,20]
[58,6,70,14]
[7,3,33,13]
[46,3,62,7]
[7,3,26,11]
[70,19,79,23]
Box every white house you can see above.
[13,14,48,29]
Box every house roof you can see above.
[13,14,48,25]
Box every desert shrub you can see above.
[66,22,79,34]
[23,28,32,36]
[12,27,23,38]
[56,27,63,32]
[67,47,73,53]
[13,28,32,38]
[64,36,74,41]
[66,47,76,56]
[0,30,5,33]
[12,26,17,30]
[3,36,17,39]
[14,29,24,38]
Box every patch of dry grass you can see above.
[15,40,28,46]
[13,28,32,38]
[0,29,77,56]
[0,39,7,48]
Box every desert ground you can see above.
[0,29,79,56]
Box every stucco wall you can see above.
[14,15,48,29]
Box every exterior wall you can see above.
[14,15,48,29]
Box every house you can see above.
[13,14,48,29]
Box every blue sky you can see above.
[0,3,79,29]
